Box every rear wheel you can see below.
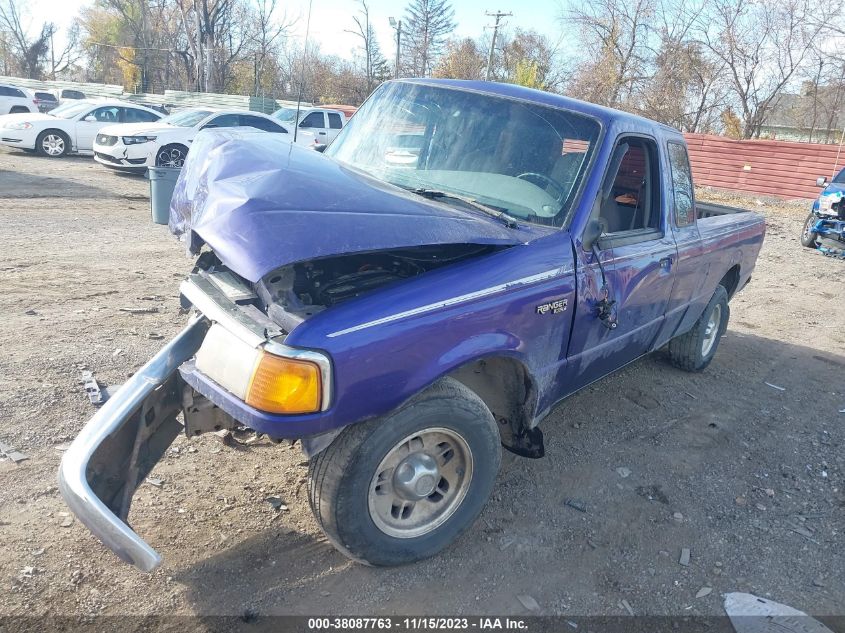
[36,130,69,157]
[308,377,501,566]
[801,213,819,248]
[155,144,188,167]
[667,285,730,372]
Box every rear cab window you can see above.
[328,112,343,129]
[667,141,695,227]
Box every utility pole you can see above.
[389,17,401,78]
[485,10,511,81]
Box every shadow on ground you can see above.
[176,331,845,617]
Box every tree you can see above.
[0,0,55,78]
[401,0,455,77]
[346,0,387,92]
[564,0,654,108]
[698,0,837,138]
[433,37,485,79]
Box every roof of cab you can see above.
[397,78,683,138]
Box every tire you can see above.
[800,213,819,248]
[667,285,729,372]
[155,144,188,168]
[308,377,502,566]
[36,130,69,157]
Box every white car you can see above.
[0,99,162,157]
[0,83,37,114]
[93,108,290,172]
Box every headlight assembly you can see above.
[122,135,156,145]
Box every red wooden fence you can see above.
[683,133,845,200]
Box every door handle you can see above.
[318,131,327,135]
[659,256,673,270]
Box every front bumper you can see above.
[58,316,208,572]
[93,144,151,170]
[59,270,335,571]
[0,129,35,148]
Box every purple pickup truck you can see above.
[59,79,765,571]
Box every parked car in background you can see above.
[53,88,87,103]
[271,106,347,146]
[0,99,162,157]
[0,83,36,114]
[33,90,59,112]
[93,107,289,172]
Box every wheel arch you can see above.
[718,264,741,299]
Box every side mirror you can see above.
[313,144,327,153]
[816,176,828,187]
[83,115,96,122]
[582,219,604,252]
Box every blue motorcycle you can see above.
[802,172,845,258]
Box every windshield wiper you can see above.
[405,187,519,229]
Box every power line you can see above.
[484,10,511,82]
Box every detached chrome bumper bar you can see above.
[58,317,208,572]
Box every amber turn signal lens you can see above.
[245,351,322,414]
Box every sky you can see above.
[28,0,569,65]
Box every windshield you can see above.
[159,109,212,127]
[273,107,299,123]
[326,82,601,225]
[51,101,91,119]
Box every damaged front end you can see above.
[58,265,333,572]
[57,316,208,572]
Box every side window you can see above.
[0,86,10,96]
[12,88,25,97]
[239,115,284,132]
[88,106,120,122]
[123,108,160,123]
[300,112,325,128]
[328,112,343,129]
[597,137,661,235]
[667,142,695,227]
[203,113,240,128]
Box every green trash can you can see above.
[148,167,181,225]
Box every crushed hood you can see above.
[170,129,544,282]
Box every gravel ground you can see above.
[0,148,843,624]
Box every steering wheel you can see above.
[516,172,569,203]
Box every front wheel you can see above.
[801,213,820,248]
[667,285,730,372]
[308,377,501,566]
[36,130,69,157]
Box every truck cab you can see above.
[271,106,347,146]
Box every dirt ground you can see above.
[0,147,843,624]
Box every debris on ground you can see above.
[673,512,684,522]
[0,440,29,463]
[119,306,160,314]
[265,496,288,511]
[516,594,540,612]
[620,599,635,615]
[696,587,713,599]
[724,592,835,633]
[764,382,786,391]
[564,498,587,513]
[53,443,71,452]
[616,467,631,478]
[679,548,691,566]
[146,477,163,487]
[80,370,108,405]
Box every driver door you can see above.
[563,135,678,394]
